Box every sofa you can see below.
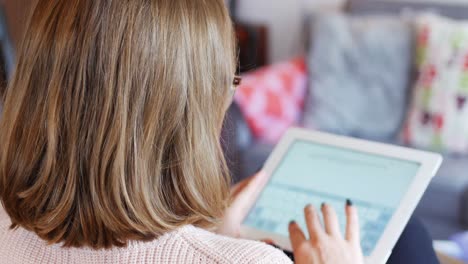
[223,0,468,240]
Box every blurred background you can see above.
[1,0,468,263]
[222,1,468,263]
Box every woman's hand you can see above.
[217,171,269,238]
[289,202,364,264]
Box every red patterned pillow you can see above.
[234,58,308,143]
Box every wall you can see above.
[236,0,345,63]
[236,0,468,63]
[4,0,468,63]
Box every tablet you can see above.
[240,128,442,264]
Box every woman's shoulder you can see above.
[0,208,292,264]
[178,226,292,264]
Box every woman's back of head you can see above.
[0,0,236,249]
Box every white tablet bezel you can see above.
[239,128,442,264]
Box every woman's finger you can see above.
[288,221,306,250]
[321,203,341,237]
[304,204,325,243]
[261,239,276,245]
[345,199,360,245]
[229,171,267,211]
[220,172,269,237]
[230,171,265,198]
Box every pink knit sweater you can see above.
[0,206,291,264]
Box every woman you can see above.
[0,0,437,263]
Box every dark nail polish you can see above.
[321,203,326,209]
[284,250,295,261]
[289,220,296,226]
[346,199,353,207]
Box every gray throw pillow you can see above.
[303,14,413,141]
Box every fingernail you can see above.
[321,202,326,209]
[289,220,296,226]
[346,199,353,207]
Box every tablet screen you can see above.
[243,140,421,256]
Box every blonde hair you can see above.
[0,0,236,249]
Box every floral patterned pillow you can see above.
[404,14,468,153]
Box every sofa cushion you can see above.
[234,58,307,144]
[403,14,468,154]
[303,13,413,140]
[238,143,274,180]
[416,155,468,225]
